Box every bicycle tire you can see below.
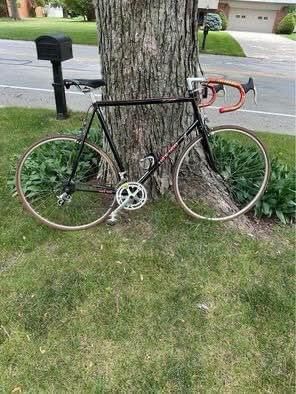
[16,134,119,230]
[173,125,270,221]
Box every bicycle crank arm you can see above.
[106,197,131,225]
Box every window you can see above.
[258,16,263,20]
[264,16,268,20]
[235,15,240,18]
[242,15,246,19]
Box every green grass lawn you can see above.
[257,132,296,167]
[0,17,245,56]
[0,108,294,392]
[198,31,245,57]
[283,32,296,40]
[0,17,98,45]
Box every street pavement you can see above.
[0,39,295,135]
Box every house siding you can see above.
[218,1,291,32]
[6,0,44,18]
[18,0,31,18]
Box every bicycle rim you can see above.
[16,135,118,230]
[173,126,270,221]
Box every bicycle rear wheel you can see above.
[16,135,118,230]
[173,126,270,221]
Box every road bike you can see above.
[16,76,270,230]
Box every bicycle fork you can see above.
[200,126,219,173]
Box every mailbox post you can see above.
[198,0,219,51]
[51,60,68,120]
[202,25,209,50]
[35,34,73,120]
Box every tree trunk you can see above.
[86,0,96,21]
[1,0,10,17]
[96,0,199,195]
[8,0,20,20]
[95,0,254,232]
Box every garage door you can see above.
[228,9,276,33]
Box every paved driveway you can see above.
[229,31,296,62]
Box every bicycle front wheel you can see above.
[173,126,270,221]
[16,135,119,230]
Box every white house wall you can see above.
[198,0,219,9]
[228,8,277,31]
[228,1,284,10]
[227,1,288,32]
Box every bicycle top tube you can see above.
[95,96,195,107]
[65,75,251,113]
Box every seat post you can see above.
[90,91,97,104]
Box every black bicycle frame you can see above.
[71,94,212,189]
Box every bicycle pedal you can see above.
[106,218,117,226]
[106,210,119,225]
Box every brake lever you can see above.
[253,86,258,105]
[242,77,258,105]
[213,83,225,95]
[211,83,227,102]
[222,85,227,103]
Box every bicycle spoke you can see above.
[174,127,269,221]
[17,135,118,230]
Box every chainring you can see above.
[116,182,147,210]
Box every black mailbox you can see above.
[35,34,73,62]
[35,34,73,119]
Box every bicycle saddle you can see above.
[64,79,106,89]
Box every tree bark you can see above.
[8,0,20,20]
[1,0,10,17]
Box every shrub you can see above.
[7,129,102,199]
[287,6,296,13]
[35,0,46,6]
[63,0,95,21]
[212,136,296,224]
[218,11,228,31]
[255,160,296,224]
[276,13,295,34]
[205,13,222,31]
[8,130,295,224]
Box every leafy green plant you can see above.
[287,6,296,13]
[63,0,95,20]
[48,0,64,7]
[255,160,296,223]
[7,124,295,224]
[218,11,228,31]
[212,136,296,224]
[277,13,295,34]
[205,13,222,31]
[7,128,102,199]
[33,0,46,7]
